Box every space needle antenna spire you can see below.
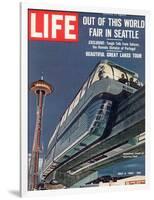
[29,75,53,190]
[41,72,44,80]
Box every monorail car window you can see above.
[60,109,69,126]
[73,90,81,109]
[90,67,101,84]
[88,71,95,88]
[60,115,65,127]
[80,81,88,98]
[127,73,137,82]
[127,74,138,85]
[88,63,114,86]
[102,64,114,79]
[64,109,69,120]
[67,100,75,117]
[113,67,127,81]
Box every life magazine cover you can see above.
[21,3,146,194]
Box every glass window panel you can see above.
[80,81,88,98]
[73,91,81,109]
[102,63,114,79]
[63,109,68,121]
[91,68,100,84]
[113,67,125,81]
[88,72,95,88]
[60,108,69,126]
[68,101,74,116]
[60,115,65,126]
[90,63,114,85]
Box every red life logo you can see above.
[28,9,79,42]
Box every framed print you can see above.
[20,1,149,197]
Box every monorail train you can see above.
[43,60,143,178]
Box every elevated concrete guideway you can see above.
[44,86,145,187]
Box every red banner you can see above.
[28,9,79,42]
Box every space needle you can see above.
[29,74,53,190]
